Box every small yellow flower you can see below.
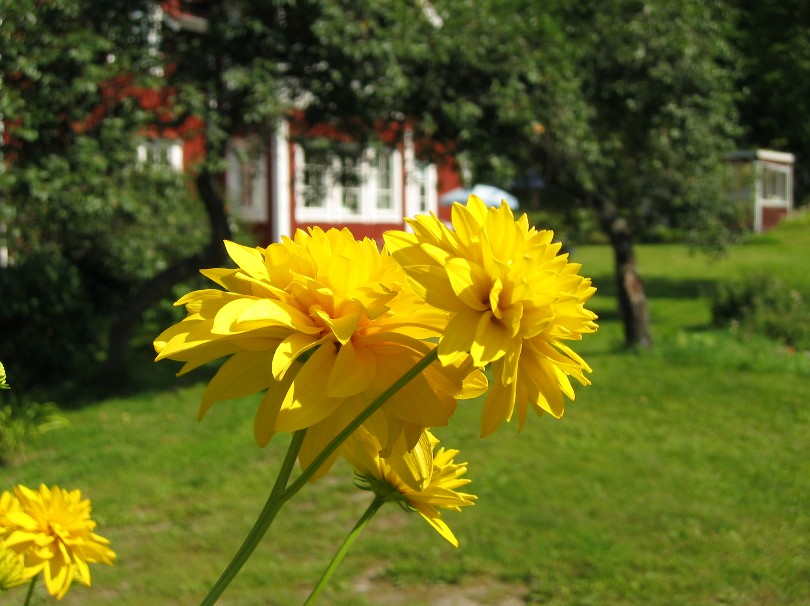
[0,541,28,591]
[155,228,486,478]
[384,195,598,436]
[1,485,115,600]
[0,490,20,533]
[343,427,476,547]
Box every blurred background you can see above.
[0,2,808,604]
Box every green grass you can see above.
[3,216,810,605]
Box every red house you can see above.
[222,117,463,245]
[2,2,466,251]
[158,1,464,245]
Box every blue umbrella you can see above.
[439,184,519,210]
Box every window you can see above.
[301,148,330,209]
[415,161,430,213]
[376,148,395,211]
[294,142,402,223]
[136,139,183,172]
[338,155,362,213]
[226,139,268,223]
[760,165,788,204]
[406,160,436,216]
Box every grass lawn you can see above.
[2,215,809,605]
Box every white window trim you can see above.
[403,129,438,222]
[226,139,269,223]
[366,147,403,223]
[271,120,291,241]
[756,161,792,208]
[135,138,184,172]
[753,160,793,233]
[293,142,403,224]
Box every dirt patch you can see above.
[352,565,529,605]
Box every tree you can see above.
[0,0,210,390]
[446,0,743,347]
[730,0,810,205]
[104,0,454,377]
[546,0,742,347]
[1,0,457,387]
[2,0,748,390]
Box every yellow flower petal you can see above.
[272,333,321,380]
[327,340,376,398]
[469,311,511,366]
[199,351,274,419]
[481,374,517,437]
[253,364,299,447]
[445,257,490,311]
[274,345,343,432]
[224,240,269,279]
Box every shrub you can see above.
[0,362,67,463]
[0,252,100,392]
[711,274,810,350]
[0,400,67,462]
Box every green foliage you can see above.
[0,253,98,391]
[1,0,211,390]
[0,400,68,463]
[731,0,810,205]
[711,274,810,350]
[523,207,606,246]
[0,363,67,463]
[547,0,742,246]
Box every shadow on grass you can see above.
[54,272,722,407]
[589,273,717,299]
[50,344,215,409]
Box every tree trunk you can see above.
[105,168,232,384]
[591,195,653,348]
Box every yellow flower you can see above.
[0,490,20,534]
[343,427,476,547]
[0,541,28,591]
[155,228,487,478]
[384,195,598,436]
[1,485,115,600]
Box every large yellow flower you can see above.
[342,427,475,547]
[1,485,115,600]
[384,195,598,436]
[155,228,486,477]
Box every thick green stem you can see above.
[199,429,307,606]
[303,495,385,606]
[22,574,37,606]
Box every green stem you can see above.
[199,346,438,605]
[285,347,438,496]
[303,495,385,606]
[22,574,37,606]
[199,429,307,606]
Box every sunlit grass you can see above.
[2,217,809,605]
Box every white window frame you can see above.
[136,138,184,172]
[757,162,791,207]
[403,129,438,221]
[293,142,402,224]
[226,139,269,223]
